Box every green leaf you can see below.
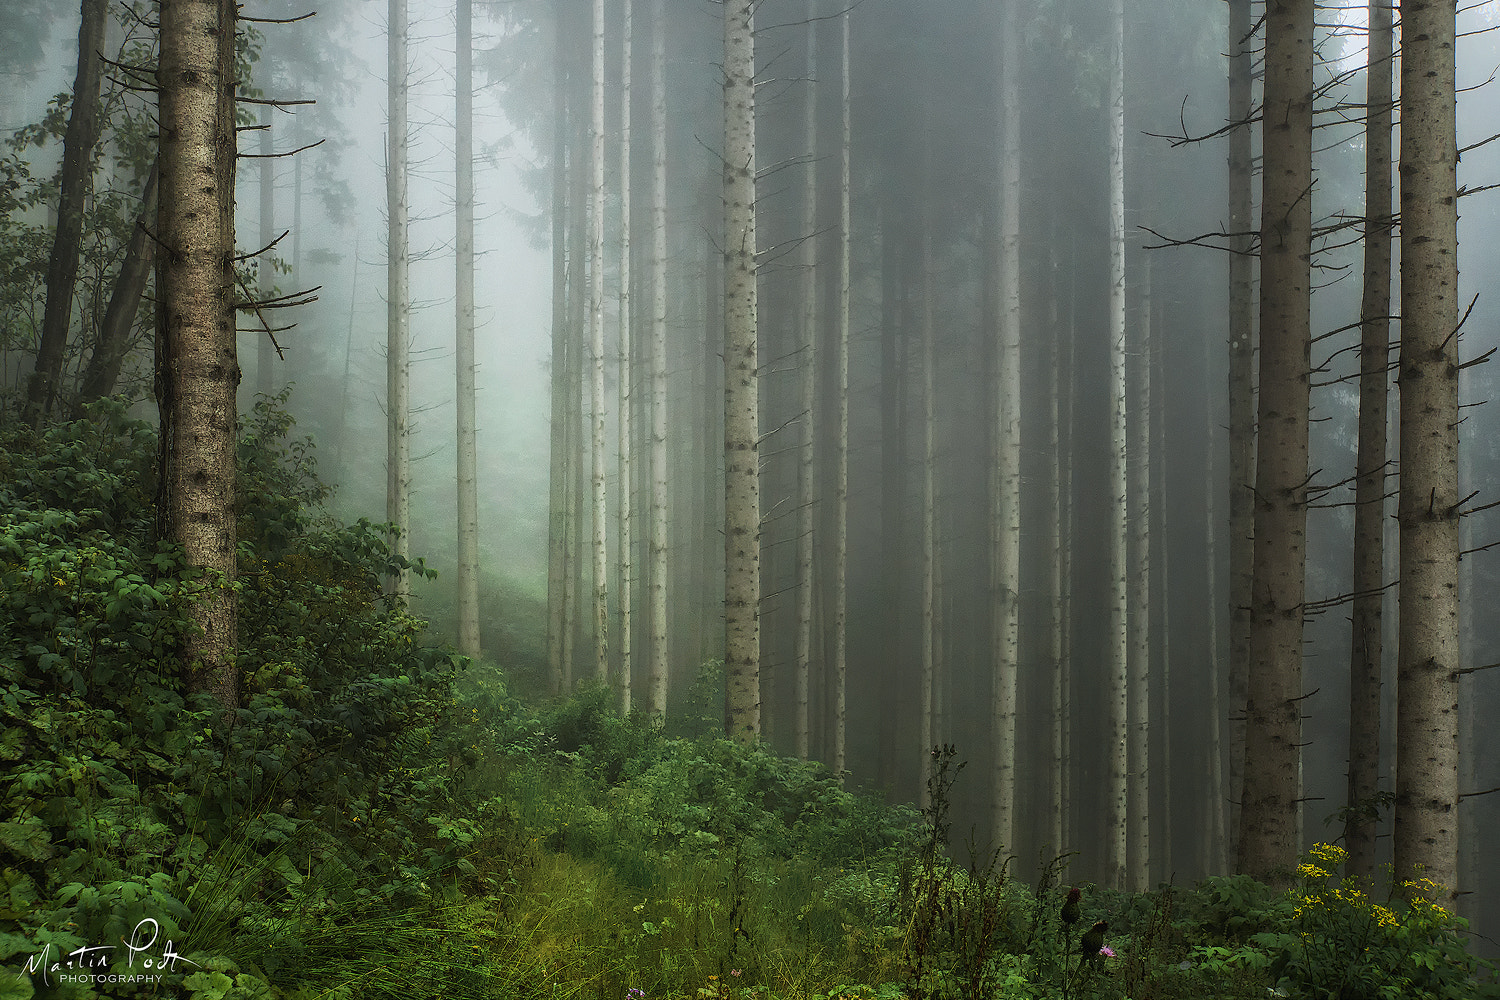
[0,820,53,862]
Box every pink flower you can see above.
[1099,946,1116,958]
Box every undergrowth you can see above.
[2,402,1497,1000]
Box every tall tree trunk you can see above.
[618,0,634,712]
[156,0,239,711]
[990,0,1022,856]
[1225,0,1256,865]
[74,162,158,414]
[1237,0,1313,886]
[919,192,935,810]
[832,8,851,776]
[647,0,670,720]
[547,0,572,695]
[386,0,412,598]
[794,0,819,761]
[1128,252,1152,891]
[1345,0,1393,883]
[1202,319,1228,874]
[455,0,481,660]
[589,0,610,680]
[1393,0,1460,900]
[722,0,761,744]
[1105,0,1129,890]
[26,0,107,425]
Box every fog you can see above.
[5,0,1500,950]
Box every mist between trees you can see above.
[4,0,1500,963]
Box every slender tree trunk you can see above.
[1203,319,1228,874]
[990,0,1022,856]
[647,0,670,720]
[1151,284,1172,880]
[26,0,108,425]
[1225,0,1256,864]
[919,195,935,811]
[794,0,819,761]
[547,0,572,695]
[618,0,634,712]
[1128,254,1152,891]
[722,0,761,744]
[1393,0,1460,899]
[589,0,610,680]
[832,8,851,777]
[1105,0,1129,890]
[156,0,239,710]
[1345,0,1393,882]
[74,162,158,414]
[455,0,481,660]
[1237,0,1313,886]
[386,0,412,598]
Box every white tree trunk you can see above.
[589,0,610,680]
[1105,0,1129,890]
[1128,255,1152,891]
[722,0,761,744]
[832,8,851,776]
[795,0,818,761]
[386,0,411,599]
[546,0,572,694]
[1393,0,1459,899]
[989,0,1022,856]
[617,0,634,712]
[455,0,481,660]
[647,0,670,720]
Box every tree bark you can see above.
[547,0,572,695]
[832,8,851,777]
[1128,253,1152,891]
[1225,0,1256,866]
[455,0,481,660]
[1393,0,1460,900]
[722,0,761,744]
[1237,0,1313,886]
[989,0,1022,856]
[794,0,819,762]
[589,0,610,681]
[156,0,239,711]
[618,0,634,712]
[386,0,411,599]
[1345,0,1393,883]
[1105,0,1129,890]
[26,0,107,426]
[647,0,670,720]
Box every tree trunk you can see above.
[74,161,158,414]
[386,0,412,599]
[1128,251,1152,891]
[1393,0,1459,900]
[722,0,761,744]
[1237,0,1313,886]
[794,0,819,761]
[547,0,572,695]
[1225,0,1256,865]
[647,0,670,720]
[589,0,610,681]
[832,8,851,777]
[989,0,1022,856]
[455,0,481,660]
[919,193,935,811]
[1202,315,1228,874]
[26,0,107,425]
[617,0,634,712]
[156,0,239,711]
[1105,0,1129,890]
[1345,0,1393,883]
